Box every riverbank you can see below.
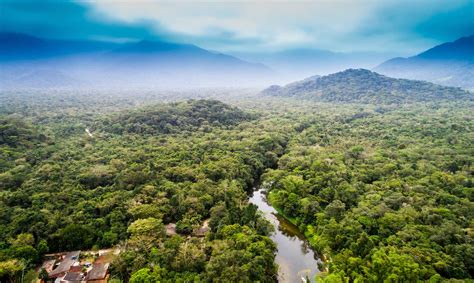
[250,188,322,283]
[266,189,330,275]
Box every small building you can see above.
[62,271,85,283]
[39,259,56,273]
[68,265,84,273]
[85,263,110,283]
[48,251,81,279]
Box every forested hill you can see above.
[261,69,472,104]
[99,99,255,135]
[0,117,49,173]
[374,35,474,89]
[0,98,287,282]
[0,92,473,282]
[0,117,46,148]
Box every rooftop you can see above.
[39,259,56,273]
[63,271,84,282]
[48,251,80,278]
[85,263,110,281]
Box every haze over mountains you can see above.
[375,35,474,90]
[262,69,472,104]
[233,49,398,81]
[1,32,473,91]
[0,33,272,89]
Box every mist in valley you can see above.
[1,1,473,283]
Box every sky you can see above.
[1,0,473,54]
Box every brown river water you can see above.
[249,188,322,283]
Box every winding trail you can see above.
[85,128,93,138]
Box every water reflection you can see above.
[249,188,321,283]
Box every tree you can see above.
[0,259,22,283]
[364,247,426,282]
[52,224,96,251]
[10,233,34,247]
[325,200,346,221]
[172,241,206,272]
[37,239,49,255]
[9,245,38,263]
[129,268,154,283]
[127,218,165,249]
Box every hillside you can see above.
[261,69,472,104]
[0,116,49,185]
[0,96,286,282]
[0,33,272,89]
[101,100,255,135]
[417,35,473,61]
[1,92,473,282]
[375,35,474,89]
[0,117,45,148]
[0,32,117,61]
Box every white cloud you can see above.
[81,0,473,52]
[82,0,374,50]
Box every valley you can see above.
[2,1,473,282]
[1,79,472,281]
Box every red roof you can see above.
[69,265,83,272]
[85,263,109,281]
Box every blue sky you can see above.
[1,0,473,54]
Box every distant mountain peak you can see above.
[0,32,46,53]
[375,35,474,89]
[416,34,474,60]
[298,68,385,84]
[0,32,118,61]
[262,68,472,103]
[0,32,43,42]
[0,32,273,89]
[112,39,201,54]
[330,68,379,76]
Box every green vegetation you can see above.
[263,104,473,281]
[0,98,289,282]
[262,69,472,104]
[100,99,255,135]
[0,89,472,282]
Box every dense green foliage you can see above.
[0,98,288,282]
[0,89,472,282]
[263,104,474,281]
[262,69,472,104]
[101,99,255,135]
[0,117,49,189]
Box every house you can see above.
[39,259,56,273]
[41,249,114,283]
[85,263,110,283]
[48,251,81,279]
[62,271,85,283]
[68,266,84,273]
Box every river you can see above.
[249,188,321,283]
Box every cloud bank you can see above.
[1,0,473,53]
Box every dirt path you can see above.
[85,128,93,138]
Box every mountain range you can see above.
[261,69,472,104]
[233,49,397,82]
[0,32,272,89]
[375,35,474,90]
[1,33,473,90]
